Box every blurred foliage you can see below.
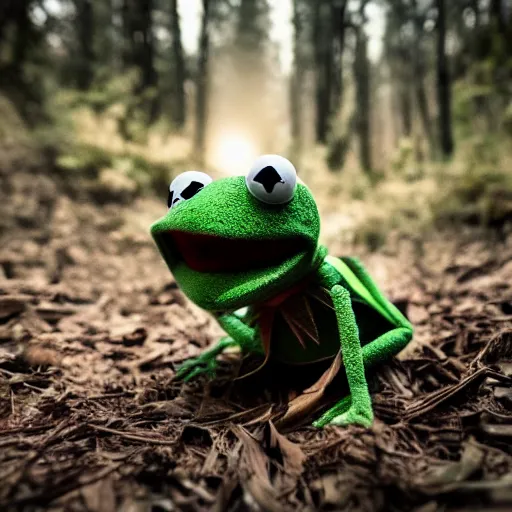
[26,73,191,201]
[504,102,512,135]
[1,0,512,252]
[430,136,512,228]
[0,94,30,145]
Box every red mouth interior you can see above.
[163,231,306,273]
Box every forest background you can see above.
[2,2,512,509]
[1,0,511,250]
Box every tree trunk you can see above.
[122,0,157,90]
[13,0,30,73]
[95,0,117,72]
[170,0,186,129]
[139,1,156,92]
[313,0,332,144]
[121,0,132,67]
[119,0,158,129]
[126,0,158,121]
[330,0,347,119]
[436,0,454,157]
[194,0,211,163]
[0,0,17,50]
[324,0,349,171]
[0,0,46,124]
[490,0,512,57]
[470,0,482,58]
[354,28,372,173]
[399,77,412,138]
[415,76,433,152]
[411,0,433,154]
[75,0,94,90]
[290,0,304,152]
[490,0,507,36]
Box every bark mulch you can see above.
[1,164,512,511]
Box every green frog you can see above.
[150,155,413,427]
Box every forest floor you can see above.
[1,147,512,512]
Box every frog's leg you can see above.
[313,257,413,427]
[175,312,262,381]
[313,326,412,427]
[318,284,374,427]
[340,256,412,330]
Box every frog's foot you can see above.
[328,407,373,428]
[175,337,236,382]
[313,396,373,428]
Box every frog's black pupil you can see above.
[253,166,284,193]
[181,181,205,200]
[167,190,174,208]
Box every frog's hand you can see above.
[338,256,412,330]
[216,312,263,354]
[175,312,262,382]
[175,336,237,381]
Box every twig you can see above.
[404,368,488,420]
[0,423,57,436]
[0,420,82,501]
[482,407,512,421]
[85,391,135,400]
[23,382,46,393]
[88,424,176,445]
[0,462,123,508]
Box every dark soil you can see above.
[1,154,512,512]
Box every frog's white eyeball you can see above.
[168,171,212,209]
[245,155,297,205]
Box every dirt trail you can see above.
[1,158,512,511]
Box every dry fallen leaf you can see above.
[275,352,342,429]
[418,442,485,492]
[3,158,512,511]
[263,421,305,478]
[232,424,285,512]
[81,476,117,512]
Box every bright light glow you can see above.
[211,133,259,175]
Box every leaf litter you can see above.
[1,164,512,510]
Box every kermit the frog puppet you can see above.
[150,155,413,427]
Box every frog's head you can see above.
[150,155,321,311]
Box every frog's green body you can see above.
[150,161,413,427]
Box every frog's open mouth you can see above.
[154,230,309,273]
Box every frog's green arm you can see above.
[175,311,263,381]
[312,257,413,427]
[215,312,263,355]
[329,284,374,426]
[313,262,373,426]
[313,326,413,426]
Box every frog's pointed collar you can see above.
[234,279,334,380]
